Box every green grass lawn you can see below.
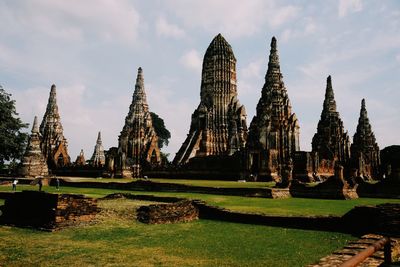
[63,177,275,188]
[0,198,355,266]
[1,185,400,216]
[150,178,275,188]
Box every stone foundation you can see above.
[137,200,199,224]
[342,203,400,237]
[357,179,400,199]
[0,191,100,230]
[290,177,358,200]
[102,193,399,238]
[308,234,400,267]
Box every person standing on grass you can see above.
[38,177,43,191]
[12,179,18,191]
[55,177,60,190]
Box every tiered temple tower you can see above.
[116,67,161,178]
[350,99,380,179]
[312,76,350,177]
[75,149,86,166]
[246,37,300,181]
[90,131,106,167]
[173,34,247,165]
[39,84,71,168]
[20,116,49,177]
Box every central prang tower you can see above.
[173,34,247,165]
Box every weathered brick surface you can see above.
[0,191,99,230]
[137,200,199,224]
[308,234,400,267]
[342,203,400,237]
[290,178,359,200]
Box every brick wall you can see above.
[137,200,199,224]
[0,191,99,230]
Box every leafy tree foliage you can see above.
[150,112,171,149]
[0,86,28,168]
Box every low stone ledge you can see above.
[308,234,400,267]
[192,200,342,232]
[0,191,100,231]
[101,193,400,236]
[137,200,199,224]
[269,188,291,199]
[342,203,400,237]
[357,180,400,199]
[290,178,359,200]
[99,192,187,203]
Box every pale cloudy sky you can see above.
[1,0,399,160]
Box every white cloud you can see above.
[280,17,317,42]
[298,33,400,79]
[0,0,141,43]
[146,83,196,159]
[241,59,264,80]
[268,5,300,28]
[180,49,202,72]
[338,0,363,18]
[168,0,300,38]
[156,17,186,39]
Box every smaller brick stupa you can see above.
[90,131,105,167]
[350,99,380,179]
[20,116,49,177]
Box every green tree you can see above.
[0,85,28,168]
[150,112,171,149]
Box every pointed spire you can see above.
[49,84,57,105]
[262,36,285,96]
[39,84,70,167]
[133,67,147,104]
[267,36,280,71]
[91,132,105,167]
[31,116,39,134]
[96,131,102,145]
[136,67,144,89]
[323,75,337,114]
[356,98,371,134]
[271,36,277,50]
[360,98,367,117]
[351,98,380,177]
[40,84,61,134]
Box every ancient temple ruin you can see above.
[246,37,300,181]
[116,68,161,178]
[350,99,380,179]
[90,132,105,167]
[40,84,71,168]
[20,116,49,177]
[312,76,350,177]
[75,149,86,166]
[173,34,247,165]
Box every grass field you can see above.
[64,177,275,188]
[1,185,400,216]
[0,198,355,266]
